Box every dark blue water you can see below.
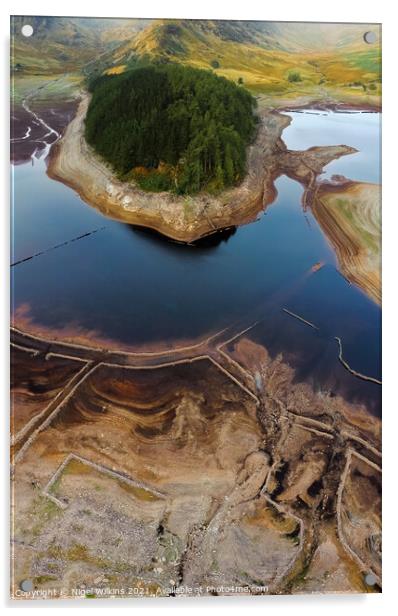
[11,111,381,413]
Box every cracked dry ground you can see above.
[11,337,381,597]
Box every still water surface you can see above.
[11,110,381,413]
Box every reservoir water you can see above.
[281,109,381,183]
[11,110,381,414]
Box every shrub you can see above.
[287,71,302,83]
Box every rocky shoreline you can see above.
[47,94,287,242]
[47,93,355,243]
[47,93,381,305]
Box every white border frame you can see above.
[2,1,396,613]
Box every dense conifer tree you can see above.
[85,64,257,194]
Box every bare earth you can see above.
[11,335,381,598]
[314,181,381,305]
[48,94,355,243]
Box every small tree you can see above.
[287,71,302,83]
[238,77,244,85]
[210,59,220,69]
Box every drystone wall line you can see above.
[11,325,229,360]
[12,360,91,446]
[287,411,334,433]
[207,356,260,403]
[42,452,166,509]
[282,308,319,330]
[10,342,39,356]
[340,430,381,459]
[262,492,305,591]
[335,336,382,385]
[296,424,334,440]
[12,361,100,466]
[336,448,381,585]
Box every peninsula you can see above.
[48,67,356,243]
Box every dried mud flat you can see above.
[48,93,355,243]
[11,101,77,164]
[11,332,381,598]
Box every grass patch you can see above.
[33,575,57,585]
[127,168,174,193]
[287,71,302,83]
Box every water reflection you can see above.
[126,223,237,250]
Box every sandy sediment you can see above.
[47,93,355,243]
[313,181,381,304]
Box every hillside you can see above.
[99,20,381,105]
[10,16,147,74]
[10,17,381,107]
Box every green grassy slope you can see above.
[101,20,381,106]
[11,17,381,108]
[10,16,147,74]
